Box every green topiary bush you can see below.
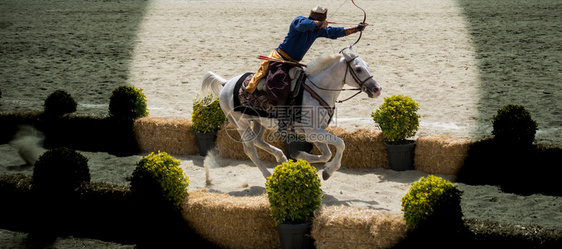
[492,104,538,147]
[191,93,227,133]
[266,159,323,226]
[130,152,189,210]
[109,86,149,120]
[44,90,77,116]
[372,95,420,144]
[401,175,463,231]
[32,147,90,193]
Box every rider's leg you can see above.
[265,61,292,132]
[275,105,291,132]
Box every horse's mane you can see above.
[305,53,342,74]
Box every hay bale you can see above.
[312,206,407,249]
[217,125,388,168]
[182,189,279,249]
[133,117,198,155]
[316,127,388,169]
[414,135,472,175]
[132,117,474,175]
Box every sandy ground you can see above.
[1,0,561,144]
[1,0,562,244]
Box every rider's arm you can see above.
[292,16,317,32]
[344,23,367,36]
[316,23,367,39]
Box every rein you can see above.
[307,79,361,104]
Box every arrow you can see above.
[257,55,307,67]
[328,21,369,26]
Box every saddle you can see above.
[233,68,306,119]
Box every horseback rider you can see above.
[244,5,367,131]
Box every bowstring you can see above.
[327,0,349,53]
[329,0,348,20]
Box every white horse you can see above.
[201,48,382,180]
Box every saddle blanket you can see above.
[233,73,276,118]
[233,73,305,120]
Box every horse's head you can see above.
[341,48,382,98]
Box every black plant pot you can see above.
[277,223,314,249]
[385,142,416,171]
[194,131,217,156]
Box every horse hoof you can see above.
[322,170,331,180]
[277,156,288,164]
[290,152,300,160]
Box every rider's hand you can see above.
[357,22,368,31]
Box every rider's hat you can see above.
[309,5,328,21]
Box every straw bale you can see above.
[414,135,472,175]
[133,117,198,155]
[182,189,279,249]
[312,206,407,249]
[217,125,388,168]
[132,117,475,174]
[320,127,388,169]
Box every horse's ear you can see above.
[340,46,357,61]
[341,49,352,61]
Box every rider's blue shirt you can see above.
[277,16,346,62]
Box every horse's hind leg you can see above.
[225,113,272,178]
[252,122,287,164]
[238,123,272,179]
[242,140,272,179]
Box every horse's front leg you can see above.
[292,142,332,163]
[305,129,345,180]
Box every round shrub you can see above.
[44,90,77,116]
[33,147,90,193]
[372,95,420,144]
[266,159,323,226]
[130,152,189,210]
[401,175,463,230]
[492,104,538,147]
[191,93,227,133]
[109,86,149,120]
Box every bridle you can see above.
[307,53,374,103]
[343,55,374,91]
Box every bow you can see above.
[334,0,367,53]
[350,0,367,47]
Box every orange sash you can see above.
[244,49,298,93]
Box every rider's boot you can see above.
[276,105,291,135]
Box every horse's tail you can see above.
[201,71,227,100]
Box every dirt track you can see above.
[1,0,561,144]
